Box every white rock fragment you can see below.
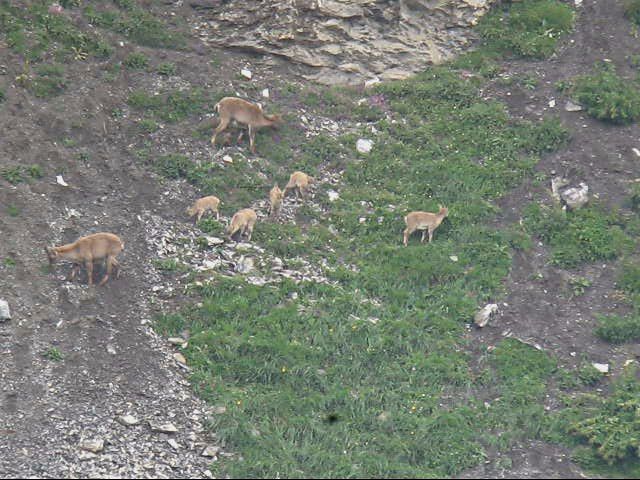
[0,300,11,322]
[167,438,180,450]
[449,255,459,262]
[560,183,589,210]
[240,68,252,80]
[358,217,366,224]
[592,363,609,374]
[551,176,569,202]
[79,439,104,453]
[632,147,640,157]
[173,352,187,365]
[197,259,221,272]
[356,138,373,154]
[201,445,221,457]
[236,256,254,274]
[565,100,583,112]
[222,155,233,164]
[206,236,224,246]
[261,88,270,98]
[56,175,69,187]
[327,190,340,202]
[474,303,498,328]
[150,422,178,433]
[364,77,381,88]
[106,344,117,355]
[64,207,81,219]
[548,99,556,108]
[117,415,140,426]
[168,337,187,346]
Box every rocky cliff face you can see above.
[189,0,495,84]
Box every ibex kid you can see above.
[403,206,448,246]
[187,195,221,223]
[227,208,258,242]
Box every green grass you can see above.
[624,0,640,25]
[124,51,149,69]
[523,203,633,268]
[127,88,214,123]
[1,164,44,185]
[157,62,177,76]
[31,64,67,98]
[43,347,64,362]
[0,2,112,62]
[570,63,640,124]
[6,205,20,217]
[560,367,640,466]
[595,314,640,344]
[153,258,187,273]
[152,59,582,477]
[137,118,159,133]
[3,257,16,268]
[84,2,185,49]
[477,0,574,59]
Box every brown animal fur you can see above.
[45,232,124,286]
[283,171,314,200]
[227,208,258,241]
[403,206,448,246]
[211,97,283,154]
[187,195,221,223]
[268,184,284,218]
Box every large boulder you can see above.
[191,0,496,84]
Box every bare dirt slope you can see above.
[1,0,639,478]
[0,8,233,477]
[462,1,640,477]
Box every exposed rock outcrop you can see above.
[190,0,496,84]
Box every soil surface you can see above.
[1,0,639,478]
[462,0,640,477]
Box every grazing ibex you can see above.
[187,195,221,223]
[45,232,124,286]
[211,97,283,154]
[283,171,314,200]
[403,206,448,246]
[268,184,284,218]
[227,208,258,242]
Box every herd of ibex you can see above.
[45,97,448,286]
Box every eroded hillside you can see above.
[1,1,640,478]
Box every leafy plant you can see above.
[523,203,633,267]
[157,62,177,76]
[124,51,149,69]
[568,368,640,464]
[624,0,640,26]
[43,347,64,361]
[595,314,640,344]
[570,63,640,124]
[478,0,574,59]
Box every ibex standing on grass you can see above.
[211,97,283,154]
[45,232,124,286]
[403,206,448,246]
